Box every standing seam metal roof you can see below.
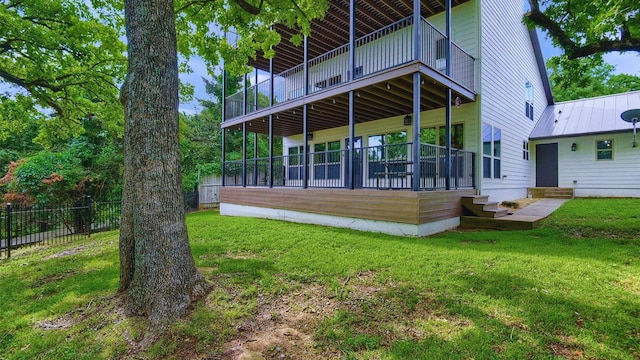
[530,90,640,139]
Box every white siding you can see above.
[427,0,479,58]
[533,134,640,197]
[478,0,549,202]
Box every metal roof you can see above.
[530,90,640,140]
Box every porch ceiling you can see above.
[225,73,471,137]
[249,0,472,73]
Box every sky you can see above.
[179,30,639,114]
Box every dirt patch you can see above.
[547,335,585,359]
[220,282,340,359]
[500,198,539,210]
[43,245,88,260]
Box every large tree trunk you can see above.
[120,0,210,324]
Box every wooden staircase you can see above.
[461,195,509,219]
[527,187,574,199]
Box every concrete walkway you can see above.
[503,198,568,222]
[461,198,568,230]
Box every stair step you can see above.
[461,196,509,218]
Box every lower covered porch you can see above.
[220,187,477,236]
[223,141,475,191]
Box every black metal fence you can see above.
[0,198,121,259]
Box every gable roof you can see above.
[528,29,554,106]
[530,90,640,140]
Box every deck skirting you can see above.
[220,187,476,236]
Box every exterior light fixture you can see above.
[571,143,577,151]
[403,114,412,126]
[307,132,313,141]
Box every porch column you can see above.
[268,114,273,188]
[444,0,452,189]
[221,127,226,186]
[303,35,309,96]
[348,91,355,189]
[349,0,355,81]
[242,122,247,187]
[221,69,227,186]
[243,73,248,115]
[303,104,309,189]
[269,56,274,188]
[302,35,309,188]
[412,72,421,191]
[348,0,356,189]
[254,68,258,111]
[413,0,421,61]
[253,132,258,185]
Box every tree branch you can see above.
[526,0,640,59]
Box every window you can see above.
[313,141,341,180]
[315,75,342,90]
[525,81,534,120]
[368,132,408,178]
[596,139,613,160]
[347,66,364,79]
[483,124,501,178]
[523,140,529,160]
[288,145,303,180]
[419,124,464,149]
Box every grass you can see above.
[1,198,639,359]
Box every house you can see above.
[219,0,553,236]
[530,91,640,198]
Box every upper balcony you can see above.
[224,4,476,122]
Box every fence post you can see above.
[6,203,11,258]
[85,196,92,237]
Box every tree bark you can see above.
[120,0,210,324]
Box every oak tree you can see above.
[525,0,639,59]
[120,0,327,323]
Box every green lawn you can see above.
[1,198,639,359]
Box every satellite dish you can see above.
[621,109,640,148]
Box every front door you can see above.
[536,143,558,187]
[345,137,363,188]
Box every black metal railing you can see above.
[223,142,475,191]
[224,16,476,121]
[1,198,121,259]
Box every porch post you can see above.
[221,127,226,186]
[253,132,258,185]
[243,73,248,115]
[269,114,273,188]
[303,35,309,96]
[303,104,309,189]
[349,91,355,189]
[349,0,355,81]
[348,0,356,190]
[413,0,421,61]
[242,122,247,187]
[254,68,258,111]
[412,73,421,191]
[221,69,227,186]
[410,0,422,191]
[444,0,452,189]
[302,34,309,189]
[269,55,274,188]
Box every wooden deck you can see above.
[220,187,476,225]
